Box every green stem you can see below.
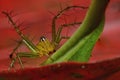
[43,0,110,64]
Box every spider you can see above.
[2,5,87,71]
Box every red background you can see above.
[0,0,120,79]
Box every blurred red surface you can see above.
[1,59,120,80]
[0,0,120,79]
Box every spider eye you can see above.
[40,36,46,42]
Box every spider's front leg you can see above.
[51,5,87,46]
[54,22,82,46]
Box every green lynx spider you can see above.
[2,5,87,70]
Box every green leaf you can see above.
[69,18,105,62]
[42,0,109,65]
[50,18,104,63]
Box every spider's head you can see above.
[40,36,46,42]
[37,36,56,55]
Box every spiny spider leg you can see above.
[9,40,23,59]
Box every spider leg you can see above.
[8,52,39,71]
[8,56,17,71]
[54,26,70,46]
[9,40,23,59]
[59,36,70,42]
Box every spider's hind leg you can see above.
[9,40,23,59]
[8,54,24,71]
[8,40,23,71]
[8,53,24,71]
